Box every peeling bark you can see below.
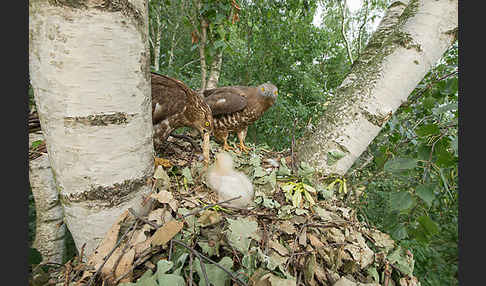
[29,0,154,256]
[296,0,458,176]
[29,132,66,263]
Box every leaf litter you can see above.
[42,137,420,286]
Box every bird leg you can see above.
[215,130,237,152]
[237,128,252,153]
[222,137,238,152]
[153,123,174,165]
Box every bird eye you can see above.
[261,87,265,92]
[274,91,278,96]
[205,121,210,127]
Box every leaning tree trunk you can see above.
[296,0,458,175]
[29,132,66,263]
[29,0,154,256]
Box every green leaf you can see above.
[198,241,220,257]
[157,274,185,286]
[253,166,266,178]
[327,150,345,166]
[384,157,417,172]
[432,102,458,114]
[278,158,291,176]
[268,170,277,189]
[416,184,435,207]
[156,260,173,275]
[302,183,316,193]
[31,140,43,149]
[417,215,439,236]
[303,190,315,206]
[182,167,193,184]
[155,260,185,286]
[390,223,408,240]
[292,190,302,207]
[390,191,415,211]
[136,270,158,286]
[387,247,414,276]
[226,218,258,254]
[451,136,458,156]
[193,257,233,286]
[415,124,440,137]
[281,183,295,193]
[298,161,315,177]
[367,266,380,283]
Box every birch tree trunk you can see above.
[29,132,66,263]
[198,18,209,91]
[206,50,223,89]
[29,0,154,256]
[296,0,458,175]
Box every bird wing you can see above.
[204,87,248,116]
[151,73,188,124]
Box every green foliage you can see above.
[351,43,458,286]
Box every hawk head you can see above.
[258,83,278,99]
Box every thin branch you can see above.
[87,220,137,286]
[340,0,354,65]
[172,239,247,286]
[357,0,369,56]
[198,254,210,286]
[182,196,242,219]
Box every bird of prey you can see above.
[203,83,278,152]
[151,72,213,164]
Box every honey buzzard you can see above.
[203,83,278,152]
[151,72,213,163]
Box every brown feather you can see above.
[151,73,213,163]
[203,83,278,149]
[204,88,248,116]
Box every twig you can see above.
[285,215,318,271]
[290,118,298,174]
[357,0,369,56]
[77,243,86,265]
[422,132,446,182]
[108,221,139,282]
[172,239,247,286]
[86,220,137,286]
[182,196,242,219]
[168,240,174,261]
[198,253,210,286]
[113,247,158,284]
[189,252,194,286]
[128,208,160,229]
[383,261,392,286]
[339,0,354,65]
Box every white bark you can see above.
[29,132,66,263]
[296,0,458,175]
[199,18,209,91]
[29,0,154,256]
[206,50,223,89]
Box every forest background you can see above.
[28,0,458,285]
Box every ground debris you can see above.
[43,137,420,286]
